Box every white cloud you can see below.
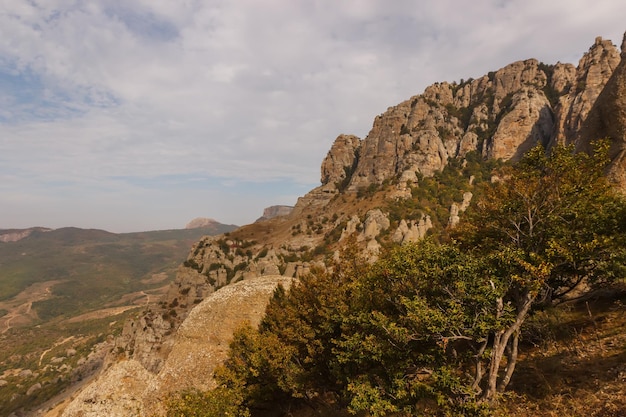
[1,0,625,231]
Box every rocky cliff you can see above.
[255,205,295,222]
[329,37,621,194]
[59,276,293,417]
[46,32,626,416]
[575,33,626,191]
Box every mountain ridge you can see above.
[26,32,626,416]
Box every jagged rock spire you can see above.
[576,33,626,191]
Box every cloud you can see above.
[1,0,625,231]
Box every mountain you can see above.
[255,205,294,222]
[0,223,238,416]
[22,33,626,416]
[185,217,238,230]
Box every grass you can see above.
[493,286,626,416]
[241,285,626,417]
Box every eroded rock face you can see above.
[256,205,294,222]
[391,216,433,244]
[337,36,624,193]
[484,88,553,161]
[575,34,626,192]
[321,134,362,186]
[61,360,156,417]
[61,276,294,417]
[448,192,474,227]
[551,36,621,146]
[345,59,557,191]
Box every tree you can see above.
[451,141,626,400]
[337,241,494,416]
[215,240,368,414]
[186,143,625,416]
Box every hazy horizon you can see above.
[2,1,626,233]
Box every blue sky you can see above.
[1,0,625,232]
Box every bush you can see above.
[165,387,249,417]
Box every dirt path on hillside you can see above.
[0,282,170,332]
[0,281,61,334]
[38,336,76,367]
[63,285,169,324]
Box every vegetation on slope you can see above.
[165,143,626,416]
[0,225,236,416]
[0,226,236,319]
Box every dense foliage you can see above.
[167,143,626,416]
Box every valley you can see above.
[0,223,237,416]
[2,32,626,417]
[1,281,59,334]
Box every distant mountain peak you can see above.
[185,217,220,229]
[256,205,294,222]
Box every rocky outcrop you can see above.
[448,192,474,227]
[116,234,275,371]
[344,59,558,191]
[484,87,553,161]
[0,227,52,242]
[256,205,294,222]
[321,134,362,187]
[575,33,626,192]
[334,36,625,193]
[61,360,155,417]
[291,183,337,216]
[391,216,433,244]
[61,276,294,417]
[185,217,218,229]
[550,37,621,147]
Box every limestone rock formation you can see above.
[185,217,219,229]
[61,360,156,417]
[334,36,624,195]
[484,88,553,161]
[551,37,621,146]
[575,33,626,191]
[392,216,433,244]
[291,183,337,217]
[321,134,362,187]
[345,59,558,191]
[61,276,294,417]
[155,276,293,395]
[256,205,294,222]
[448,192,474,227]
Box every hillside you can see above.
[22,32,626,416]
[0,222,237,416]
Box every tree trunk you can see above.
[472,339,489,394]
[498,330,519,391]
[482,292,534,401]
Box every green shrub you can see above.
[165,387,249,417]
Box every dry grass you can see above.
[494,286,626,417]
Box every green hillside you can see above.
[0,223,237,415]
[0,225,237,319]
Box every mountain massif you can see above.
[19,33,626,416]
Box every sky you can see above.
[1,0,625,233]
